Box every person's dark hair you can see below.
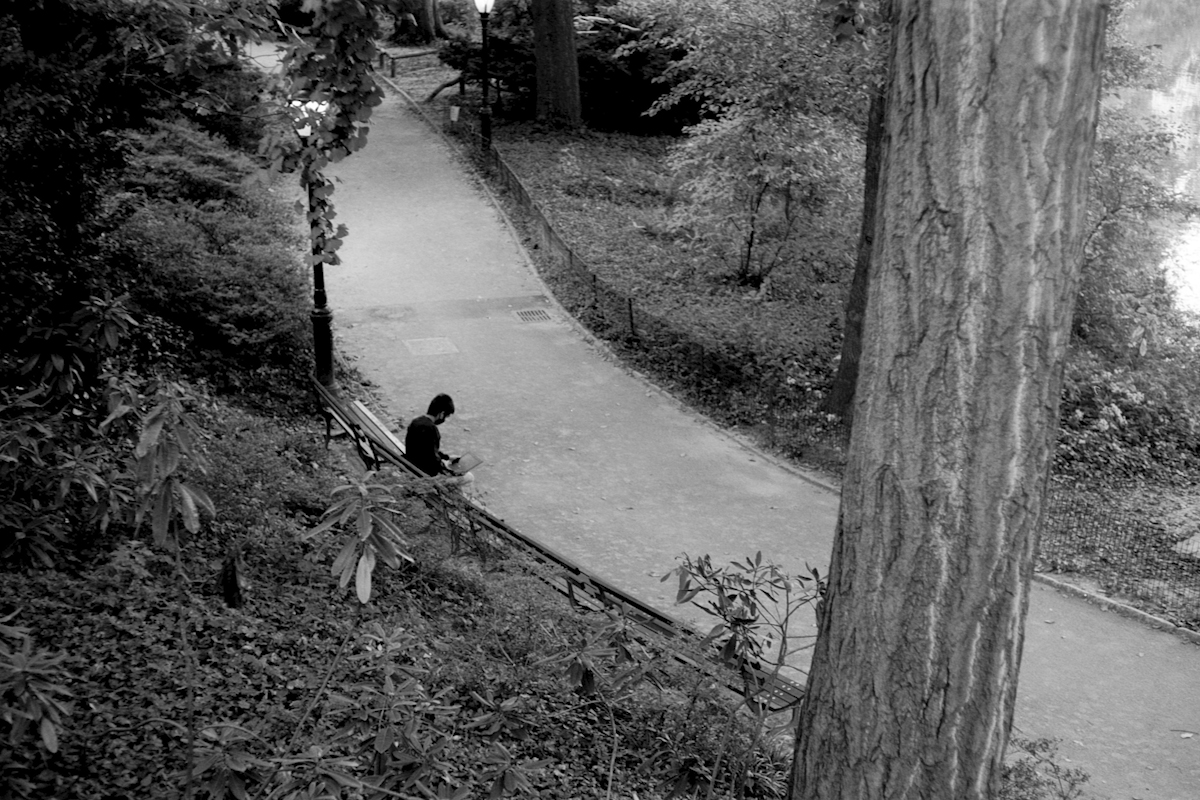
[428,393,455,417]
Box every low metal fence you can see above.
[1040,484,1200,628]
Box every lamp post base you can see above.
[312,305,334,387]
[480,105,492,153]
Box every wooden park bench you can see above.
[310,377,805,712]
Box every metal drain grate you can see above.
[514,309,552,323]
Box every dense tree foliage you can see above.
[1,1,290,568]
[1054,0,1200,481]
[438,0,697,133]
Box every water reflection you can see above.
[1117,0,1200,309]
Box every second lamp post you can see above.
[475,0,495,151]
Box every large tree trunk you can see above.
[414,0,447,40]
[821,77,885,426]
[390,0,447,43]
[531,0,581,128]
[792,2,1107,799]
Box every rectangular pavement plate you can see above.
[403,337,460,355]
[515,309,552,323]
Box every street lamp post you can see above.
[291,100,336,387]
[474,0,496,152]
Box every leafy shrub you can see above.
[1057,344,1200,481]
[0,371,218,567]
[574,9,699,133]
[0,0,270,372]
[0,613,74,800]
[183,63,269,153]
[998,738,1090,800]
[647,0,875,128]
[1054,108,1200,481]
[0,309,141,567]
[663,110,860,291]
[438,0,471,29]
[120,121,257,205]
[1074,111,1198,363]
[304,472,427,603]
[119,200,309,369]
[111,121,312,387]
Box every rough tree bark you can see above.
[390,0,447,43]
[792,2,1108,799]
[531,0,581,128]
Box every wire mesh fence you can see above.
[1040,484,1200,628]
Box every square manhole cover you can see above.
[403,337,460,355]
[514,309,552,323]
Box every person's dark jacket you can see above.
[404,414,445,476]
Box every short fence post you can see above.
[378,53,385,69]
[390,57,396,78]
[767,379,777,447]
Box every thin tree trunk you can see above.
[532,0,581,128]
[416,0,447,40]
[793,2,1108,798]
[822,77,885,425]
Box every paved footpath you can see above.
[316,81,1199,798]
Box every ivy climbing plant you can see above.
[261,0,389,267]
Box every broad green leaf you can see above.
[178,483,200,534]
[331,539,357,579]
[369,530,399,568]
[189,484,216,517]
[339,556,355,590]
[40,717,58,753]
[136,405,168,458]
[100,402,134,431]
[175,425,195,459]
[373,725,393,753]
[355,549,375,603]
[303,515,342,540]
[152,479,174,546]
[357,506,371,541]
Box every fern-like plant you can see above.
[304,474,420,603]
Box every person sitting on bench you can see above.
[405,393,475,489]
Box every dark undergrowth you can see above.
[0,393,799,798]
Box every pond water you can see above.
[1115,0,1200,309]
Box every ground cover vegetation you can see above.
[398,0,1200,628]
[0,1,1155,798]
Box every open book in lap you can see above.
[447,452,483,475]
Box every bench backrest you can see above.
[312,379,379,467]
